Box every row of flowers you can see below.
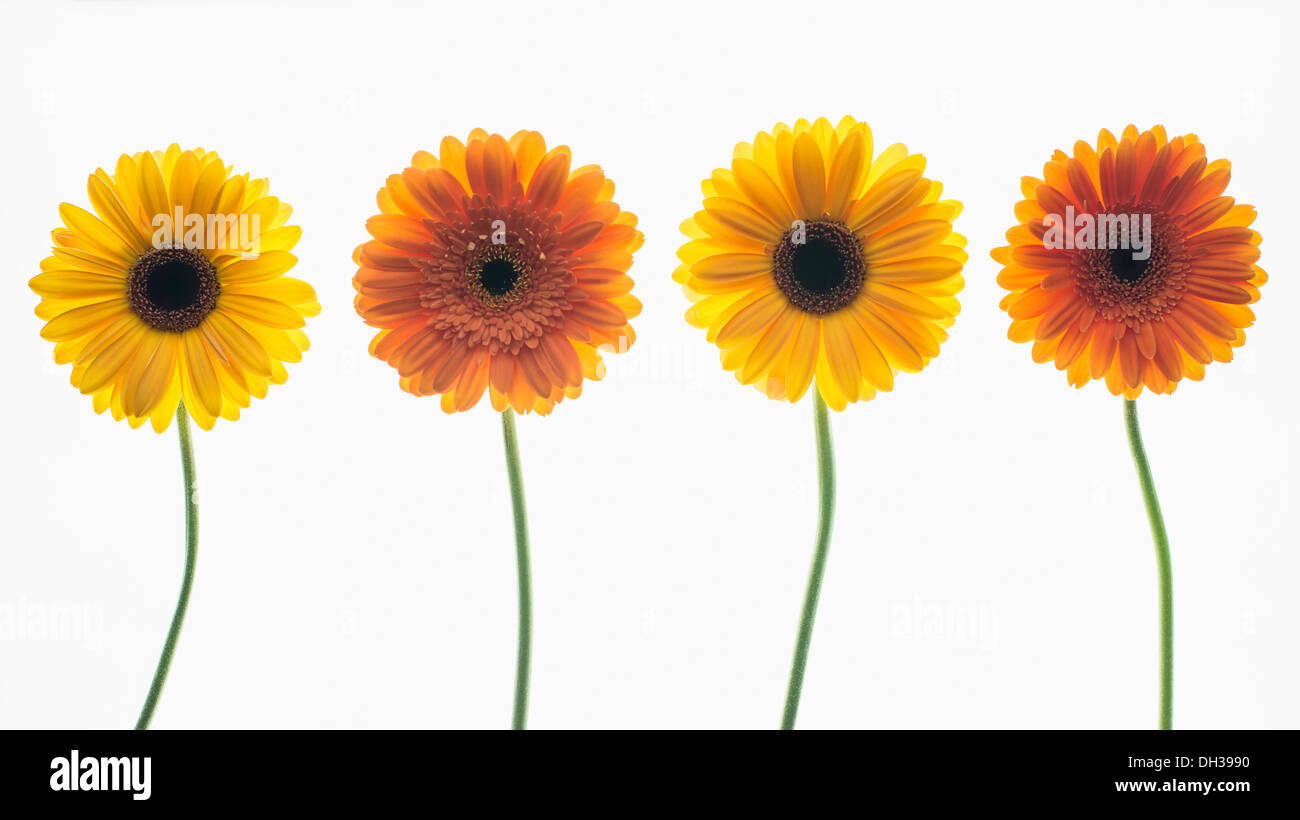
[32,119,1263,729]
[35,122,1263,427]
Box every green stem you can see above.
[1124,398,1173,731]
[781,387,836,730]
[501,409,532,731]
[135,402,199,730]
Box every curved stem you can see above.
[135,402,199,730]
[781,387,836,730]
[501,409,532,730]
[1123,398,1173,730]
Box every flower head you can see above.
[353,130,643,415]
[674,117,965,410]
[994,125,1265,397]
[31,145,318,431]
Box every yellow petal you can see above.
[225,276,316,306]
[218,293,307,329]
[130,332,176,418]
[784,314,820,402]
[58,204,138,266]
[715,289,787,347]
[792,132,827,216]
[740,307,798,384]
[181,330,223,419]
[79,322,149,394]
[41,299,129,341]
[821,314,862,402]
[826,130,868,220]
[846,169,923,234]
[731,157,795,227]
[206,311,273,377]
[702,197,782,243]
[30,272,126,300]
[868,256,963,285]
[864,220,954,263]
[813,352,847,411]
[863,281,949,320]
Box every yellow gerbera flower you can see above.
[674,116,966,409]
[31,144,319,431]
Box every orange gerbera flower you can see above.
[353,130,643,414]
[994,125,1266,397]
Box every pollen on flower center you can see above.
[466,244,532,309]
[772,219,865,314]
[1072,207,1188,325]
[127,246,219,332]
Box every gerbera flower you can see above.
[31,145,317,730]
[353,129,643,415]
[354,130,642,729]
[673,116,966,410]
[993,124,1266,397]
[31,144,319,431]
[995,125,1267,730]
[674,117,964,729]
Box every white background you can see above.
[1,0,1295,730]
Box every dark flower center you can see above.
[772,219,865,314]
[1072,206,1190,324]
[479,257,519,296]
[1110,248,1151,283]
[792,238,848,293]
[466,244,532,309]
[127,246,219,332]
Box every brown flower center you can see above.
[418,193,578,355]
[1072,206,1188,326]
[466,243,532,309]
[772,219,865,314]
[127,246,220,332]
